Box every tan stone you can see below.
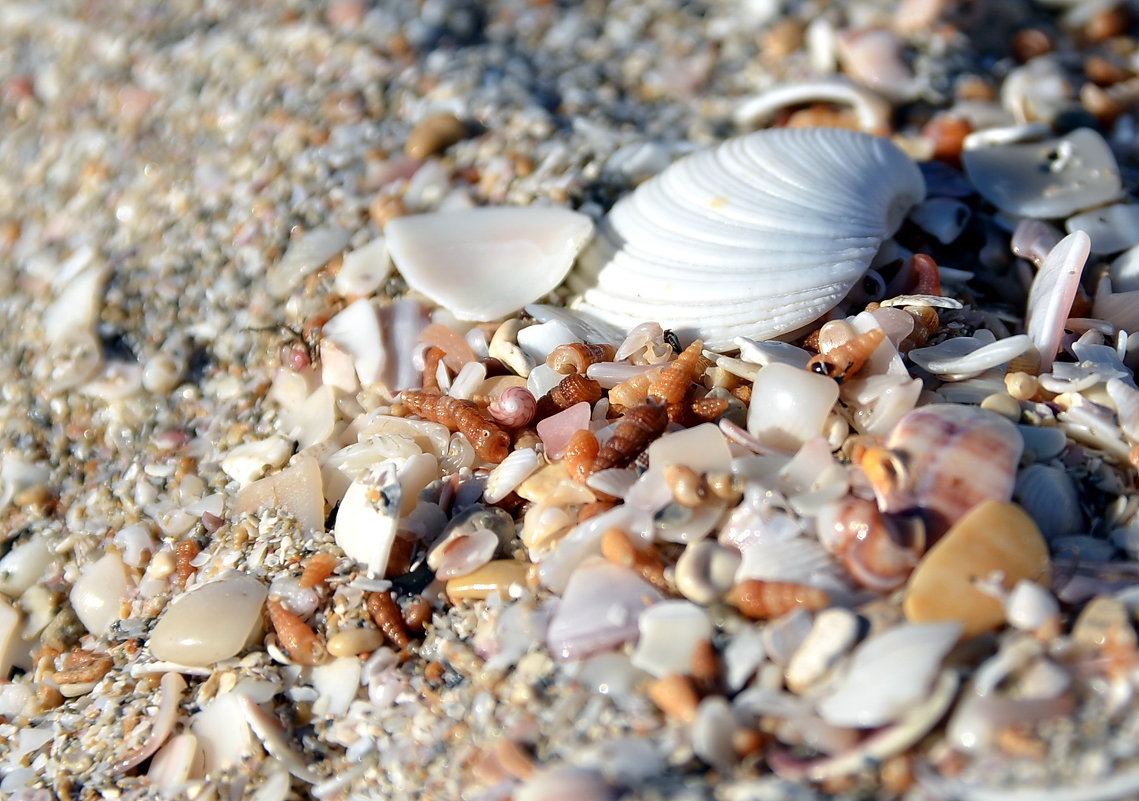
[903,500,1050,638]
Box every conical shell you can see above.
[569,127,925,350]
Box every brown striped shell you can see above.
[546,342,616,374]
[593,399,669,472]
[534,373,603,421]
[725,579,831,619]
[861,404,1023,541]
[402,390,511,463]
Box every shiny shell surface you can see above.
[568,127,926,350]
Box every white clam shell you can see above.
[568,127,925,349]
[386,207,594,322]
[1014,463,1084,541]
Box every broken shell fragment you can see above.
[816,621,960,728]
[962,128,1121,218]
[630,601,713,678]
[746,363,840,453]
[1026,231,1091,370]
[569,127,925,349]
[70,550,132,637]
[386,207,594,322]
[903,501,1050,638]
[334,462,401,577]
[148,572,267,666]
[546,558,662,661]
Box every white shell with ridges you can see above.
[569,127,925,350]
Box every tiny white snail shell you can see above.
[569,127,926,350]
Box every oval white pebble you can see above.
[149,572,267,666]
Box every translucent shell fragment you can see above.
[386,207,594,322]
[569,127,926,349]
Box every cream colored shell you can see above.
[569,127,926,350]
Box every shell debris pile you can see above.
[4,2,1139,801]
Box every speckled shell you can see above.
[865,404,1024,541]
[569,127,926,350]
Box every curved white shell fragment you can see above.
[545,557,662,661]
[1026,231,1091,369]
[386,207,594,322]
[816,621,960,728]
[908,332,1034,379]
[568,127,926,350]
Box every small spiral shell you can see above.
[663,463,707,507]
[534,372,603,420]
[648,339,706,405]
[267,598,327,666]
[487,385,537,428]
[608,365,665,409]
[600,527,670,593]
[563,428,600,482]
[688,396,730,422]
[593,399,669,472]
[807,328,885,382]
[546,342,616,374]
[899,304,940,353]
[367,590,411,650]
[299,553,339,588]
[818,496,924,593]
[421,345,446,392]
[402,390,511,463]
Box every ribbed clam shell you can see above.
[569,127,926,350]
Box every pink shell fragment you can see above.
[536,401,592,459]
[545,557,662,661]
